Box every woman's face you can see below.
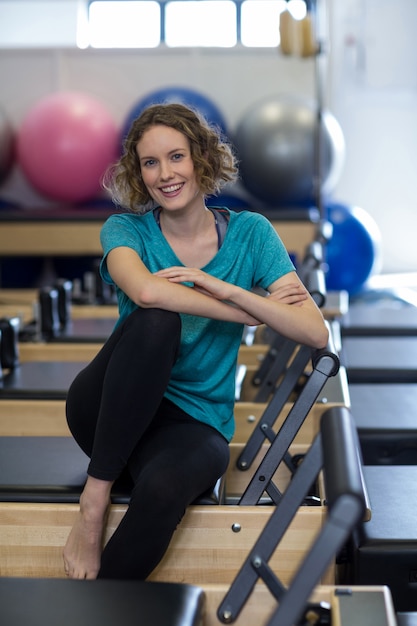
[136,124,203,213]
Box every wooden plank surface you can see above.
[0,503,328,585]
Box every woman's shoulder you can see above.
[100,210,155,249]
[102,210,154,231]
[228,209,275,234]
[228,208,269,222]
[104,209,149,223]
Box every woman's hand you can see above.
[155,267,262,326]
[155,267,233,301]
[267,282,308,306]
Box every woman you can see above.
[63,102,328,580]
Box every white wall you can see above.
[0,0,416,273]
[328,0,417,273]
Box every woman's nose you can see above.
[160,160,174,180]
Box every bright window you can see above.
[241,0,287,48]
[0,1,78,48]
[88,1,161,48]
[0,0,310,49]
[165,1,236,48]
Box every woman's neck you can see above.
[159,204,213,239]
[158,205,219,267]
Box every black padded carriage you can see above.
[0,436,224,505]
[0,361,85,399]
[0,577,205,626]
[349,383,417,465]
[340,302,417,337]
[346,465,417,612]
[341,336,417,383]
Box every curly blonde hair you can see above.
[103,102,238,213]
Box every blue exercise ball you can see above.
[121,86,229,145]
[325,202,382,295]
[233,95,345,208]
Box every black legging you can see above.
[66,307,230,579]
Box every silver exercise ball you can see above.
[233,95,345,207]
[0,107,15,185]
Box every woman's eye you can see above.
[172,153,184,161]
[144,159,156,167]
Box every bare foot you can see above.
[63,476,113,579]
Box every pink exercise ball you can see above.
[17,92,118,202]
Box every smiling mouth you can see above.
[160,183,183,194]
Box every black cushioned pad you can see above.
[0,361,86,399]
[0,437,223,505]
[352,466,417,611]
[48,318,115,343]
[350,383,417,464]
[350,384,417,431]
[398,614,417,626]
[341,305,417,336]
[361,466,417,540]
[0,577,205,626]
[341,337,417,383]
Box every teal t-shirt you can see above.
[100,208,294,441]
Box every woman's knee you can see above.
[132,465,185,507]
[123,308,181,346]
[131,437,229,510]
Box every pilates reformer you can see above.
[341,461,417,613]
[0,454,326,584]
[0,332,396,620]
[0,423,310,584]
[0,460,396,626]
[0,318,343,506]
[0,314,87,400]
[0,282,350,576]
[19,281,117,344]
[348,382,417,466]
[217,406,368,626]
[0,334,350,589]
[0,409,363,596]
[0,356,394,626]
[334,315,417,465]
[331,288,417,613]
[0,327,342,507]
[0,336,345,584]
